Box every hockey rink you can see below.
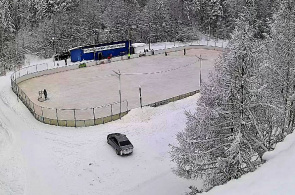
[18,48,221,119]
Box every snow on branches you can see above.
[171,9,273,192]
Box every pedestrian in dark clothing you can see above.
[165,51,167,56]
[44,89,47,100]
[65,58,67,66]
[184,48,186,55]
[152,49,154,55]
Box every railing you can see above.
[11,72,129,127]
[145,90,200,108]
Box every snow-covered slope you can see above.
[0,74,25,195]
[2,68,295,194]
[201,131,295,195]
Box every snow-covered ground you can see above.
[202,133,295,195]
[5,64,295,194]
[3,40,295,195]
[0,72,200,195]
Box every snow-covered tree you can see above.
[171,9,269,192]
[266,0,295,137]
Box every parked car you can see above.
[107,133,133,156]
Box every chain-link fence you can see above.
[11,71,129,127]
[11,40,225,127]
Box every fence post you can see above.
[56,108,59,126]
[74,109,76,127]
[41,107,44,122]
[93,108,95,125]
[16,85,19,102]
[111,104,113,121]
[139,86,142,108]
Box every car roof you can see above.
[109,133,129,142]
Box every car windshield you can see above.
[119,140,131,146]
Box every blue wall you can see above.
[70,40,130,62]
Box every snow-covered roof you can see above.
[132,43,146,47]
[69,46,83,51]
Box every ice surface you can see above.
[18,48,221,121]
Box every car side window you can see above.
[113,138,119,146]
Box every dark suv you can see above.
[107,133,134,156]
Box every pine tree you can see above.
[266,0,295,137]
[171,8,269,192]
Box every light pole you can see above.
[112,70,122,119]
[196,54,205,88]
[93,28,99,44]
[128,25,137,55]
[93,47,96,61]
[52,37,56,66]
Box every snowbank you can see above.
[202,131,295,195]
[0,74,25,195]
[262,133,295,161]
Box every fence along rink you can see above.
[11,67,129,127]
[10,42,223,127]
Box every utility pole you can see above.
[52,37,56,66]
[93,47,96,61]
[112,70,122,119]
[128,27,131,55]
[199,54,202,87]
[196,54,204,88]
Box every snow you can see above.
[202,130,295,195]
[4,40,295,195]
[131,43,146,47]
[0,71,200,195]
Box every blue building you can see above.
[70,40,131,62]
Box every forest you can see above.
[171,0,295,194]
[0,0,275,70]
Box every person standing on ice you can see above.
[184,48,186,55]
[107,54,112,63]
[44,89,47,100]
